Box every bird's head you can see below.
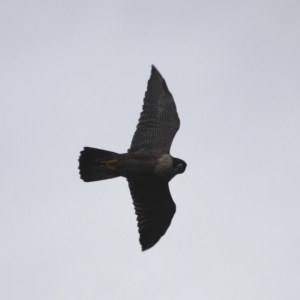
[172,157,187,174]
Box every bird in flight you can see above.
[79,66,187,251]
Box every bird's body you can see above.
[79,66,187,251]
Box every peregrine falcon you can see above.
[79,66,187,251]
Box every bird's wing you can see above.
[128,66,180,155]
[128,179,176,251]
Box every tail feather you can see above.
[79,147,120,182]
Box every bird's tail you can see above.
[79,147,121,182]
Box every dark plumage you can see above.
[79,66,187,251]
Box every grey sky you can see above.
[1,1,300,299]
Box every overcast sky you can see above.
[1,1,300,299]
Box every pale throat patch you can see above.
[154,154,177,181]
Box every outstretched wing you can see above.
[128,179,176,251]
[128,66,180,155]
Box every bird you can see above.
[79,65,187,251]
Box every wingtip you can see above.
[151,64,157,70]
[149,65,170,93]
[140,239,154,252]
[140,234,162,252]
[151,64,159,75]
[141,245,151,252]
[141,241,160,252]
